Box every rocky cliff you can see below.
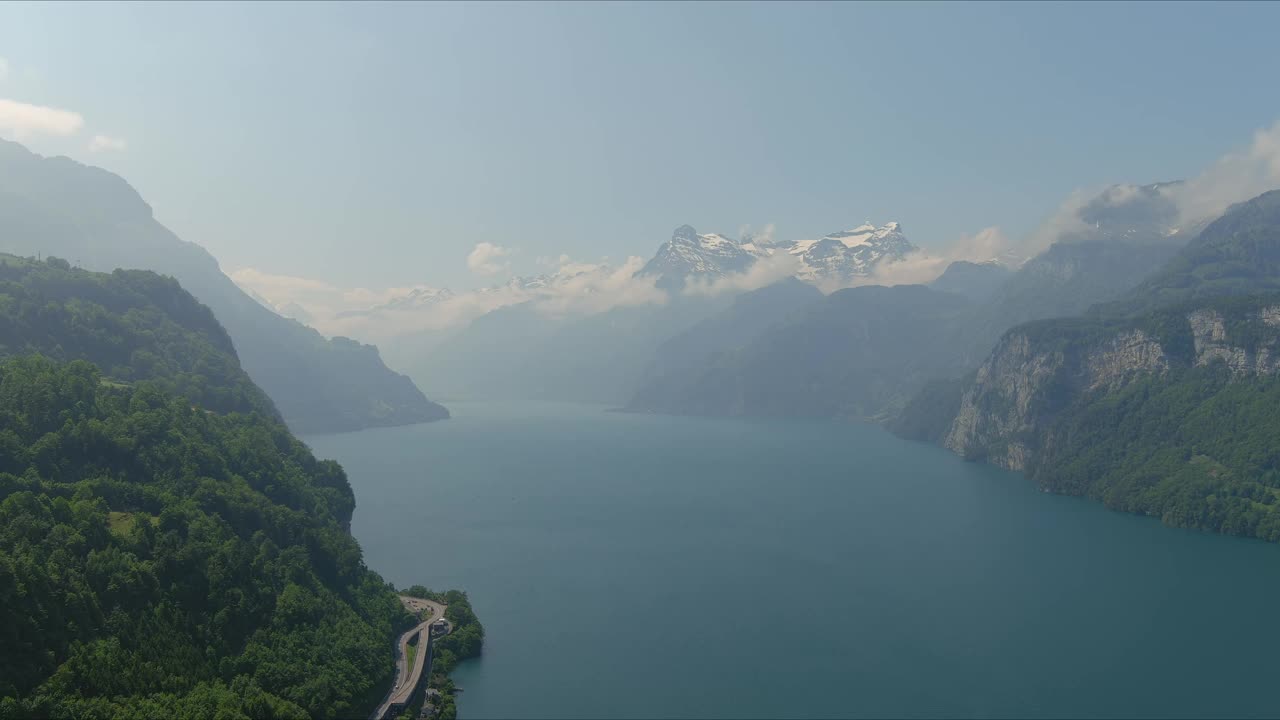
[942,300,1280,472]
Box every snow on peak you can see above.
[638,220,916,290]
[640,224,766,289]
[697,232,736,248]
[788,221,916,284]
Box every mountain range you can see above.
[364,220,929,402]
[624,182,1197,419]
[335,220,921,332]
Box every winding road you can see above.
[371,596,449,720]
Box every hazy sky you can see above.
[2,1,1279,291]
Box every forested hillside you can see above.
[0,357,408,718]
[0,253,274,418]
[0,257,418,717]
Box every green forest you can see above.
[0,253,275,418]
[1035,365,1280,541]
[0,256,478,718]
[0,355,406,718]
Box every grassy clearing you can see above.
[107,511,136,536]
[106,511,158,537]
[406,638,419,671]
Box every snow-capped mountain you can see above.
[640,224,766,290]
[640,221,918,290]
[785,222,916,285]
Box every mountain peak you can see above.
[642,225,760,289]
[672,224,699,242]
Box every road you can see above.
[370,596,449,720]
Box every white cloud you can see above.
[533,255,667,317]
[324,284,524,341]
[466,242,511,276]
[229,267,429,330]
[737,223,776,248]
[1173,119,1280,225]
[1018,189,1095,257]
[682,251,800,297]
[0,97,84,139]
[806,225,1022,292]
[1002,119,1280,262]
[948,226,1022,264]
[232,249,671,345]
[87,134,126,153]
[231,266,338,297]
[852,251,953,289]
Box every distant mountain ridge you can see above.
[626,282,977,419]
[0,138,448,434]
[928,260,1012,302]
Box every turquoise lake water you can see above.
[305,401,1280,718]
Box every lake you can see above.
[305,401,1280,718]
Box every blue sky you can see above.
[1,1,1279,291]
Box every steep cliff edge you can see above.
[943,320,1172,470]
[906,294,1280,540]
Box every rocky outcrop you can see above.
[1085,329,1169,389]
[1189,309,1280,375]
[942,304,1280,471]
[944,333,1061,469]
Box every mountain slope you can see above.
[1106,189,1280,315]
[409,295,730,404]
[0,261,413,717]
[961,238,1184,364]
[0,253,275,418]
[0,139,447,434]
[927,260,1012,302]
[627,279,823,414]
[628,284,974,419]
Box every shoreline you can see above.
[371,587,484,720]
